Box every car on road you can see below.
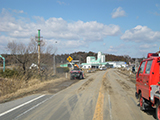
[70,64,84,80]
[99,66,107,70]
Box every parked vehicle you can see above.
[70,64,84,80]
[135,53,160,120]
[99,66,107,70]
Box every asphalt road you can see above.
[0,69,157,120]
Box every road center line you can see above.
[92,71,108,120]
[92,84,104,120]
[0,94,45,117]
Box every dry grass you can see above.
[117,68,136,84]
[0,72,68,103]
[0,78,25,96]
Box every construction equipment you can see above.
[70,64,84,80]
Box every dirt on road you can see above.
[102,69,156,120]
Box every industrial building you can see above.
[81,51,107,69]
[81,51,127,69]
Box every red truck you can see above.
[135,53,160,119]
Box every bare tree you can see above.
[7,41,31,74]
[7,38,55,80]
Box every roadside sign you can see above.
[67,56,73,62]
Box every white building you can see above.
[81,51,128,69]
[86,52,105,64]
[87,56,96,63]
[106,61,127,68]
[82,51,106,69]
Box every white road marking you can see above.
[13,95,55,120]
[0,94,45,117]
[108,94,112,120]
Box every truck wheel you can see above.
[139,93,145,111]
[82,74,84,79]
[79,74,82,79]
[156,102,160,120]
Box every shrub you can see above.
[0,69,19,78]
[56,67,69,73]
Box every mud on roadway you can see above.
[42,69,156,120]
[101,68,156,120]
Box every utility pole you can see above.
[38,30,40,73]
[35,29,43,74]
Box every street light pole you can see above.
[54,54,55,75]
[53,41,57,75]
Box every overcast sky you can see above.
[0,0,160,58]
